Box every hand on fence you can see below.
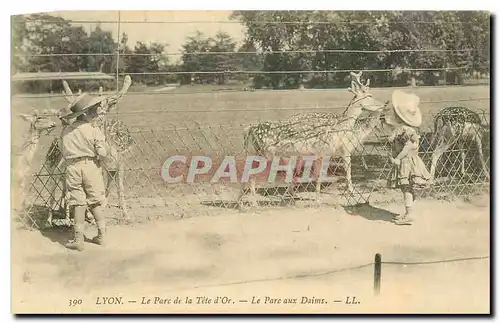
[95,157,102,168]
[390,157,401,166]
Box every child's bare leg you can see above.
[403,188,414,218]
[394,185,415,225]
[65,205,86,251]
[89,203,106,245]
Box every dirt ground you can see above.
[11,195,490,314]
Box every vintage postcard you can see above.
[11,10,491,314]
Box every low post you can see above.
[374,253,381,295]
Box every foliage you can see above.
[11,11,490,93]
[230,10,491,88]
[12,13,171,92]
[180,31,240,84]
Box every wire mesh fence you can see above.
[14,92,490,230]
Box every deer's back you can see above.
[435,106,483,126]
[247,112,348,152]
[94,117,135,153]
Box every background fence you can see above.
[11,11,491,229]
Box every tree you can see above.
[12,14,86,73]
[235,40,264,84]
[110,32,131,77]
[211,32,238,84]
[230,11,491,88]
[86,25,115,73]
[11,13,93,93]
[180,31,240,85]
[126,41,167,84]
[181,31,216,84]
[11,15,29,74]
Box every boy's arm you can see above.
[94,127,108,158]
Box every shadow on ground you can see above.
[200,197,300,209]
[342,202,398,223]
[38,226,73,248]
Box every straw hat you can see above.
[391,90,422,127]
[61,93,106,121]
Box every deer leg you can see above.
[237,176,258,208]
[104,167,113,197]
[460,149,466,176]
[473,130,490,180]
[248,177,258,207]
[361,155,369,171]
[284,181,296,205]
[46,174,64,227]
[46,184,57,228]
[429,132,444,181]
[315,180,321,203]
[57,180,73,227]
[343,155,354,193]
[313,158,322,203]
[117,163,129,220]
[237,182,247,208]
[15,181,27,216]
[430,141,453,181]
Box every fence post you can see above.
[374,253,381,295]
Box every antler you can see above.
[57,75,132,122]
[347,71,371,96]
[101,75,132,114]
[62,80,75,104]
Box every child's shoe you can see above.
[65,226,85,251]
[393,214,404,221]
[394,215,414,226]
[90,229,106,246]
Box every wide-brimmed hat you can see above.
[61,93,106,121]
[391,90,422,127]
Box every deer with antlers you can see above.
[44,76,134,227]
[238,71,389,206]
[428,106,490,182]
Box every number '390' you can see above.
[69,299,82,307]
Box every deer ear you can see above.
[41,108,60,115]
[350,81,358,91]
[20,114,36,122]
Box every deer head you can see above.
[348,71,371,96]
[19,109,57,137]
[342,71,386,118]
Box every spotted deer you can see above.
[428,106,490,182]
[238,71,389,206]
[45,76,134,227]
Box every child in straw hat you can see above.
[385,90,431,226]
[60,93,109,251]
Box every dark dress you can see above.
[387,126,431,189]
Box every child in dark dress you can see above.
[385,90,431,225]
